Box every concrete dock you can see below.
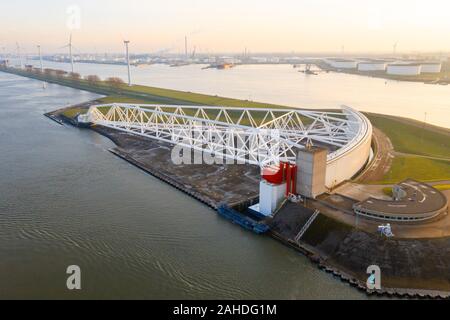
[92,126,261,210]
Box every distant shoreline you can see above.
[314,60,450,85]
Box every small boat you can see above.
[217,63,234,70]
[170,62,190,67]
[204,63,235,70]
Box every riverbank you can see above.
[270,203,450,298]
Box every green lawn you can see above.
[121,83,291,110]
[375,156,450,184]
[97,95,160,104]
[61,107,86,119]
[366,114,450,158]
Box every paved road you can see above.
[356,127,394,183]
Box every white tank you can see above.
[325,59,358,69]
[420,63,442,73]
[358,62,387,71]
[387,64,421,76]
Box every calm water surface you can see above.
[0,72,367,299]
[14,59,450,128]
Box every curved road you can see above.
[355,127,394,183]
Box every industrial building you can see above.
[353,179,448,222]
[386,63,422,76]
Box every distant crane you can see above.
[124,40,132,86]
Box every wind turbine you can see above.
[37,45,43,72]
[16,42,24,69]
[62,34,75,73]
[124,40,132,86]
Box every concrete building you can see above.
[387,63,422,76]
[420,62,442,73]
[296,147,328,199]
[257,180,287,216]
[357,60,387,71]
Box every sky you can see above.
[1,0,450,54]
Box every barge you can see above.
[217,205,269,234]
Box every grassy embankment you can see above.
[366,113,450,184]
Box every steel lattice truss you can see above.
[82,104,369,166]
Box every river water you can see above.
[0,72,367,299]
[13,59,450,128]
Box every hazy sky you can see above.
[1,0,450,54]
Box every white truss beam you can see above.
[82,104,370,167]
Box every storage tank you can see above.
[420,62,442,73]
[358,61,387,71]
[325,58,358,69]
[387,63,421,76]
